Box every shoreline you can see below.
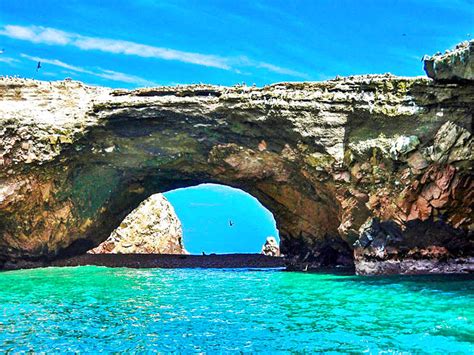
[2,254,473,276]
[1,253,286,271]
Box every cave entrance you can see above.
[164,184,280,255]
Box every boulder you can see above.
[426,121,473,163]
[261,236,280,257]
[389,135,420,160]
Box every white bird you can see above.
[0,49,5,54]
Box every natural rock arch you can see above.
[0,60,473,273]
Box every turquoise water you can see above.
[0,267,473,353]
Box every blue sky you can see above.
[164,184,278,254]
[0,0,472,88]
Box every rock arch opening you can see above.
[87,183,281,256]
[164,183,280,255]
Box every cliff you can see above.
[0,42,472,274]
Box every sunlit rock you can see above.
[261,236,280,257]
[426,121,473,163]
[88,193,186,255]
[423,40,473,81]
[389,135,420,160]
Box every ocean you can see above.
[0,266,472,352]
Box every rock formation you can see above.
[88,193,186,254]
[354,218,473,275]
[261,236,280,257]
[0,41,472,274]
[424,40,473,81]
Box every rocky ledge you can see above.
[423,40,473,82]
[0,42,472,275]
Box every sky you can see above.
[164,184,278,254]
[0,0,472,88]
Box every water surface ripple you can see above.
[0,267,473,352]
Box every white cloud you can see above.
[2,24,306,78]
[20,54,157,86]
[1,25,70,45]
[228,55,308,78]
[4,24,230,69]
[21,54,88,72]
[0,56,19,65]
[94,69,157,86]
[73,37,231,69]
[256,62,308,78]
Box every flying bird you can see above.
[36,61,42,72]
[229,220,234,227]
[0,49,4,54]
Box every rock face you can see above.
[424,40,473,81]
[354,218,474,275]
[261,237,280,257]
[0,42,472,274]
[88,193,186,254]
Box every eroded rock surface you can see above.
[0,42,472,274]
[88,193,186,254]
[354,218,473,275]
